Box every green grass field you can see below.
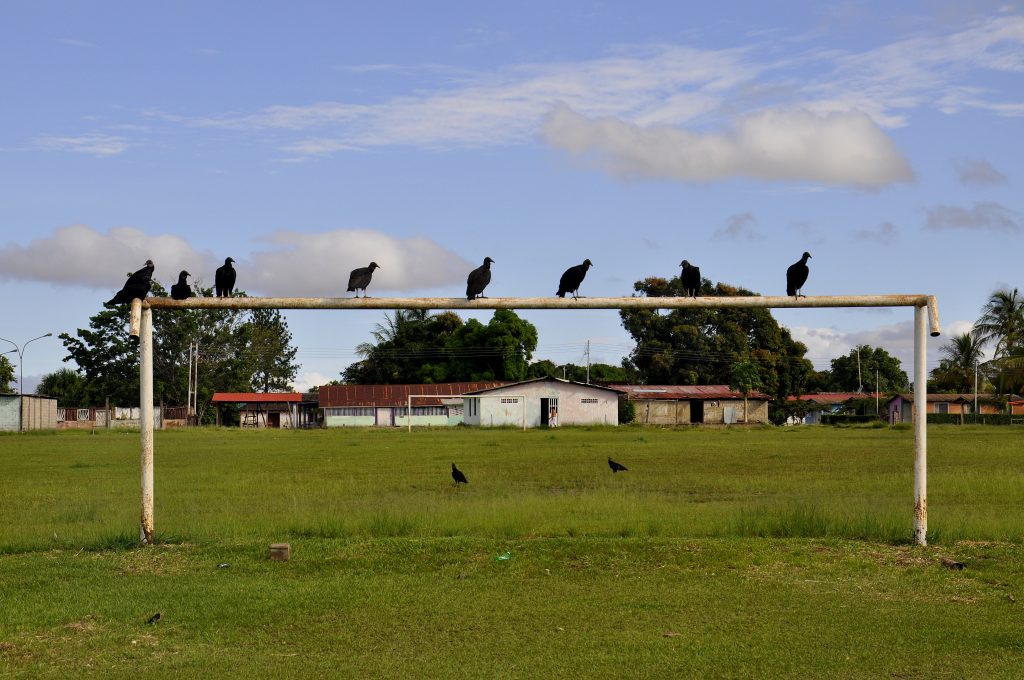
[2,426,1023,677]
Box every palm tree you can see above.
[932,333,985,393]
[973,288,1023,359]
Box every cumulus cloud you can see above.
[33,134,129,157]
[542,105,914,187]
[0,225,471,295]
[953,158,1007,186]
[712,213,762,241]
[925,202,1021,232]
[854,221,899,244]
[0,225,212,289]
[246,229,472,296]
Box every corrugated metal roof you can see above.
[318,382,508,407]
[212,392,303,403]
[609,384,770,400]
[464,376,625,395]
[788,392,880,405]
[888,393,1023,403]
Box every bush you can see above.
[926,413,1017,426]
[618,399,636,424]
[820,414,882,425]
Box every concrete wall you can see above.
[0,395,58,431]
[0,395,20,431]
[703,399,768,424]
[465,382,618,428]
[635,400,690,425]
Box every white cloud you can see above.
[0,225,212,290]
[246,229,473,296]
[542,105,913,187]
[854,222,899,244]
[33,134,129,157]
[0,225,471,296]
[925,202,1021,232]
[292,371,332,392]
[712,213,762,241]
[953,158,1007,186]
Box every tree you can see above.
[619,276,813,411]
[343,309,538,383]
[827,345,908,392]
[247,309,299,392]
[526,361,627,383]
[931,333,986,393]
[729,360,763,423]
[35,368,87,406]
[973,288,1024,394]
[0,355,14,394]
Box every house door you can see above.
[689,399,704,424]
[540,398,549,426]
[268,412,281,428]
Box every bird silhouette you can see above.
[215,257,236,297]
[451,463,468,485]
[680,260,701,298]
[556,259,593,298]
[106,260,154,305]
[786,252,811,298]
[466,257,494,300]
[347,262,380,297]
[170,271,193,300]
[146,612,162,625]
[608,457,628,473]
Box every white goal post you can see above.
[131,294,941,546]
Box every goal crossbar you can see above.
[130,294,941,546]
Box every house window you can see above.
[935,403,949,414]
[396,406,447,416]
[325,407,374,417]
[500,398,519,404]
[580,398,599,404]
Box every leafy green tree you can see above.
[619,276,813,409]
[973,288,1024,394]
[0,355,14,393]
[247,309,299,392]
[343,309,538,383]
[931,332,986,393]
[527,361,627,384]
[729,360,763,423]
[35,368,88,405]
[828,345,908,392]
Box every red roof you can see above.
[318,382,508,408]
[609,384,770,400]
[212,392,303,403]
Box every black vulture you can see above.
[146,612,162,625]
[170,271,193,300]
[106,260,154,305]
[679,260,704,296]
[608,457,628,473]
[786,252,812,298]
[215,257,236,297]
[680,260,701,298]
[451,463,468,485]
[347,262,380,297]
[466,257,494,300]
[556,259,593,298]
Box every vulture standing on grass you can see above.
[215,257,236,297]
[556,259,593,298]
[451,463,468,485]
[680,260,701,298]
[786,252,812,298]
[347,262,380,297]
[466,257,494,300]
[106,260,154,305]
[170,271,193,300]
[608,457,628,473]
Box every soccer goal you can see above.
[131,293,941,546]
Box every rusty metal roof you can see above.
[212,392,303,403]
[318,382,508,408]
[609,384,770,400]
[788,392,880,405]
[463,376,625,395]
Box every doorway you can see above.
[689,399,704,424]
[540,398,549,426]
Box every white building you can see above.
[463,377,621,428]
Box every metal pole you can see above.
[913,304,927,546]
[140,306,154,544]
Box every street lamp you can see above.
[0,333,53,396]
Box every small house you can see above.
[611,385,771,425]
[787,392,881,425]
[886,393,1023,424]
[463,377,620,428]
[318,382,506,427]
[212,392,304,428]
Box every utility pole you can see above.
[856,347,863,392]
[585,340,591,384]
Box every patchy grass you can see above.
[1,426,1023,677]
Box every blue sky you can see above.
[1,1,1022,393]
